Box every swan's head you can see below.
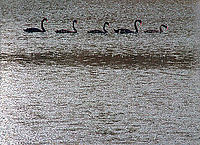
[73,20,77,24]
[105,22,110,26]
[43,17,48,22]
[161,24,168,30]
[136,20,142,25]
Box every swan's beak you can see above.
[167,26,168,30]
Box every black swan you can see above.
[55,20,77,33]
[24,18,48,33]
[87,22,109,34]
[114,19,142,34]
[144,24,168,33]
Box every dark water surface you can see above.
[1,0,200,144]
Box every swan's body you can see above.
[114,29,134,34]
[88,22,109,34]
[24,18,48,33]
[114,20,142,34]
[144,24,168,33]
[55,20,77,33]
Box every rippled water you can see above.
[1,0,200,144]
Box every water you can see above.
[1,0,200,144]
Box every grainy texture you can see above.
[0,0,200,144]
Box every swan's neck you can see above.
[41,20,45,32]
[73,22,77,32]
[134,21,139,33]
[160,25,163,33]
[103,24,107,33]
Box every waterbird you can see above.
[55,20,78,33]
[24,18,48,33]
[87,22,110,34]
[114,19,142,34]
[144,24,168,33]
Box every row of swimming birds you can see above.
[24,18,168,34]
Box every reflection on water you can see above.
[1,0,200,144]
[0,49,197,69]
